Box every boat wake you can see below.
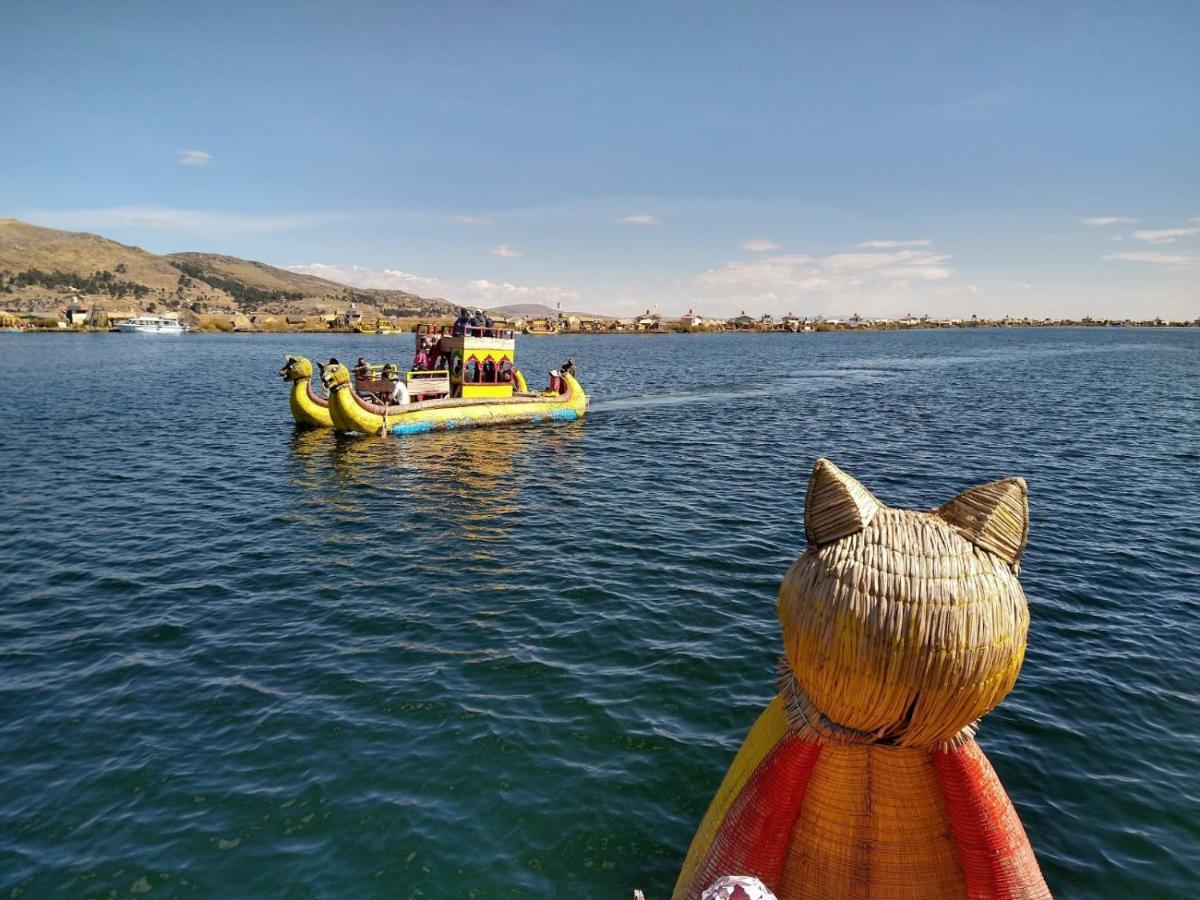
[590,369,887,413]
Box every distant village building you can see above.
[635,310,660,331]
[64,304,90,326]
[338,304,364,328]
[731,311,758,330]
[679,309,703,329]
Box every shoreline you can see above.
[3,321,1196,336]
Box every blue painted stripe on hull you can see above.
[389,410,580,436]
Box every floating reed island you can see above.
[672,458,1049,900]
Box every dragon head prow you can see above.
[279,355,314,381]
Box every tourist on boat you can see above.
[354,357,371,380]
[561,359,576,379]
[548,368,562,393]
[483,313,494,337]
[482,358,496,382]
[452,308,470,336]
[412,344,430,371]
[468,308,486,334]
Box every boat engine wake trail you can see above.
[589,369,892,413]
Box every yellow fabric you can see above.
[671,695,789,900]
[776,744,964,899]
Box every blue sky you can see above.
[2,1,1196,318]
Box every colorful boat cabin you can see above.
[415,322,518,399]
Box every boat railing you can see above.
[406,369,451,397]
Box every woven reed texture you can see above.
[778,461,1030,747]
[673,696,791,899]
[677,734,823,900]
[774,743,964,899]
[674,460,1048,899]
[933,741,1051,899]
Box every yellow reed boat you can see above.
[309,322,588,436]
[279,355,334,428]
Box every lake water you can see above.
[1,328,1196,898]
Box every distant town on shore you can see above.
[2,218,1194,334]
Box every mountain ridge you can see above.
[0,219,456,318]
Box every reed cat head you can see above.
[778,458,1030,747]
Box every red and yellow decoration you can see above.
[674,459,1050,900]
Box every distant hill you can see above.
[488,302,611,319]
[0,219,455,318]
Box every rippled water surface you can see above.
[1,328,1197,898]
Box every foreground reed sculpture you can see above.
[673,459,1050,899]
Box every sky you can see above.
[1,0,1197,319]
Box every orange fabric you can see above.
[934,741,1051,899]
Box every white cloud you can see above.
[1080,216,1137,226]
[447,214,491,225]
[853,239,932,249]
[1020,283,1033,290]
[18,205,346,235]
[1131,227,1200,244]
[696,248,953,298]
[285,263,446,296]
[1104,251,1200,268]
[464,279,581,308]
[282,263,583,308]
[179,149,213,166]
[616,213,660,225]
[491,244,522,258]
[742,239,780,252]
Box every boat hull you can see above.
[289,378,334,428]
[328,374,587,436]
[117,324,188,334]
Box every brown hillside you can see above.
[0,219,223,296]
[0,219,452,319]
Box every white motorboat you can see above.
[117,315,189,334]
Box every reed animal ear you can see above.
[938,477,1029,565]
[805,458,881,545]
[317,361,326,373]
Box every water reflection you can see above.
[285,421,585,543]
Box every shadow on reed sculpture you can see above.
[673,458,1051,900]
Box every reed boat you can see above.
[319,323,587,436]
[279,355,334,428]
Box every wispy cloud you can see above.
[616,213,660,226]
[697,247,953,296]
[491,244,522,258]
[1104,251,1200,268]
[18,205,346,235]
[286,263,446,296]
[285,262,581,308]
[447,214,492,225]
[742,239,780,252]
[854,239,931,249]
[1080,216,1137,226]
[1131,227,1200,244]
[465,279,581,308]
[179,149,213,166]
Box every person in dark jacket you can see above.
[452,308,469,336]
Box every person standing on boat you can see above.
[452,308,469,336]
[561,359,576,379]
